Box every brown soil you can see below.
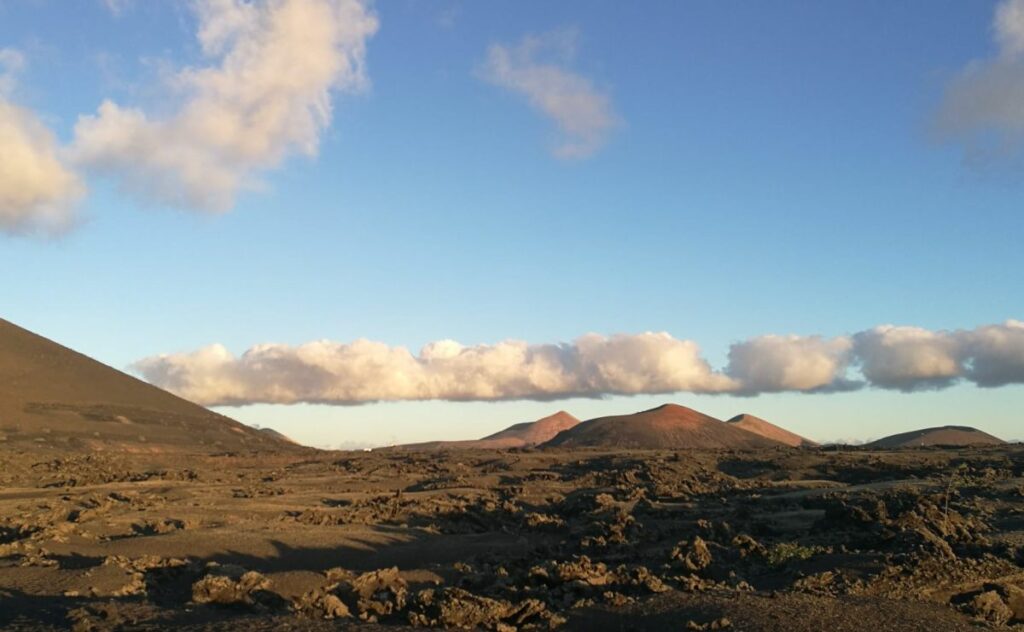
[726,414,817,447]
[478,411,581,447]
[4,320,1024,630]
[3,444,1024,630]
[258,428,299,444]
[0,319,297,454]
[544,404,784,450]
[397,412,581,451]
[867,426,1007,449]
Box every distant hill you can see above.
[478,410,580,446]
[258,427,300,445]
[543,404,784,450]
[396,411,581,450]
[0,318,298,453]
[865,425,1006,449]
[726,413,817,447]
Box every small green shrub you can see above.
[764,542,821,567]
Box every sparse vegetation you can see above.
[764,542,824,568]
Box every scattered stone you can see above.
[66,602,128,632]
[672,536,713,572]
[192,566,278,609]
[958,589,1014,625]
[294,566,407,622]
[686,617,732,630]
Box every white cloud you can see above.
[725,335,854,393]
[0,49,85,235]
[850,321,1024,390]
[853,325,963,391]
[936,0,1024,159]
[574,332,737,395]
[71,0,378,211]
[132,332,734,406]
[479,30,617,159]
[960,319,1024,387]
[133,321,1024,407]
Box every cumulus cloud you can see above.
[574,333,737,395]
[0,49,85,235]
[850,321,1024,390]
[724,335,855,394]
[132,332,735,406]
[960,319,1024,386]
[479,30,617,159]
[71,0,378,211]
[853,325,963,391]
[936,0,1024,160]
[134,321,1024,407]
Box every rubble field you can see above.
[1,445,1023,630]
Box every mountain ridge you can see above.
[0,318,297,453]
[543,403,785,450]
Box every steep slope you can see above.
[726,414,817,447]
[865,426,1005,449]
[544,404,784,450]
[478,411,580,447]
[258,427,300,445]
[0,318,295,453]
[396,411,581,450]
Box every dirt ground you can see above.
[2,445,1023,631]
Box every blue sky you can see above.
[2,0,1022,447]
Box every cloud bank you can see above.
[72,0,378,211]
[134,333,736,406]
[133,320,1024,407]
[852,326,963,391]
[725,335,854,394]
[936,0,1024,161]
[0,49,85,235]
[479,30,617,159]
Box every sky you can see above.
[1,0,1023,448]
